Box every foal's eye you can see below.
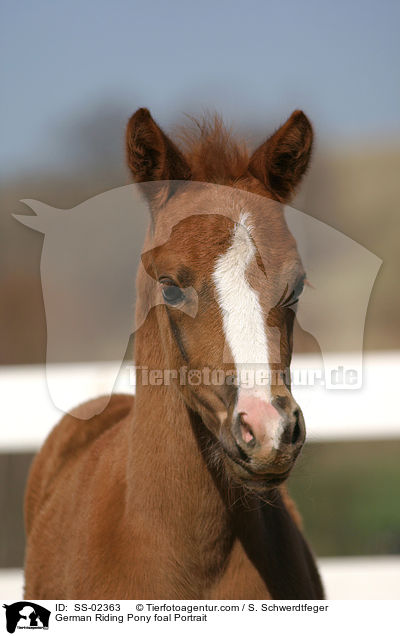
[160,281,185,306]
[280,274,306,309]
[293,276,305,300]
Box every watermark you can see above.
[130,364,359,388]
[13,181,382,415]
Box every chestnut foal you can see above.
[24,108,324,600]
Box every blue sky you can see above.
[1,0,399,176]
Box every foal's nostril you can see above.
[291,419,301,445]
[238,413,255,445]
[280,408,303,446]
[289,408,302,445]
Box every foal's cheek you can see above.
[266,307,295,367]
[281,310,296,360]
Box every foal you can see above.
[24,108,324,599]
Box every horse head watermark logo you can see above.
[3,602,50,633]
[14,182,381,416]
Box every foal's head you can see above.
[127,107,313,492]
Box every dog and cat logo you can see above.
[2,603,50,633]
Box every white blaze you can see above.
[212,214,270,398]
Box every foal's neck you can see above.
[127,311,233,588]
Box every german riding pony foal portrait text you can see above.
[24,107,324,599]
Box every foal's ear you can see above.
[126,108,191,207]
[248,110,313,202]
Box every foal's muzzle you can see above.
[222,391,305,486]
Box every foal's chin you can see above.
[223,453,295,494]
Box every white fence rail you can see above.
[1,352,399,600]
[2,557,400,600]
[1,352,398,452]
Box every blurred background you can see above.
[0,0,399,598]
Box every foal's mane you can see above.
[176,113,249,184]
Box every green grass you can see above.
[288,440,400,556]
